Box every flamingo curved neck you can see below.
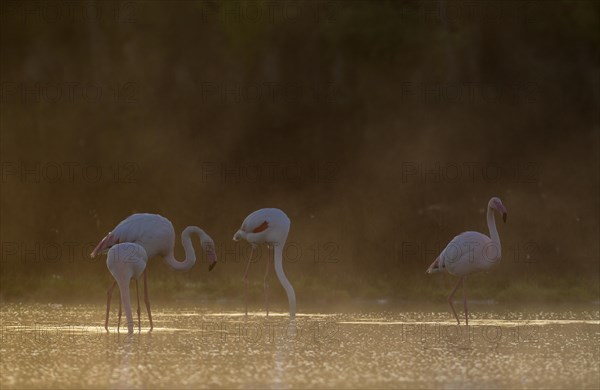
[274,244,296,318]
[116,278,135,334]
[487,206,502,259]
[165,226,208,271]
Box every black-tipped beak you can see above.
[503,213,507,223]
[209,262,217,271]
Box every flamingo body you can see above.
[233,208,296,318]
[106,242,147,335]
[429,231,501,277]
[93,213,217,332]
[91,213,217,270]
[92,214,175,259]
[427,197,507,324]
[235,208,291,244]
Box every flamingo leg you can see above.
[143,270,153,331]
[105,281,117,332]
[243,246,255,317]
[117,296,122,333]
[463,276,468,325]
[264,246,271,317]
[135,279,141,333]
[447,277,464,325]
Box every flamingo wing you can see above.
[251,221,269,233]
[241,210,271,233]
[436,231,491,276]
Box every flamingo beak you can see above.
[502,213,507,223]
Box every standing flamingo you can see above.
[426,197,508,325]
[233,208,296,318]
[91,213,217,331]
[106,242,147,335]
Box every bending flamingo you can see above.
[106,242,147,335]
[91,213,217,331]
[233,208,296,318]
[426,197,508,325]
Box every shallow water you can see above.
[1,304,599,389]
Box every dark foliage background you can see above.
[1,0,598,304]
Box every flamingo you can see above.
[91,213,217,332]
[106,242,147,335]
[426,197,508,325]
[233,208,296,318]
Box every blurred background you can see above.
[1,0,598,307]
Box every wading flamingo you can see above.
[106,242,147,335]
[91,213,217,331]
[426,197,508,325]
[233,208,296,318]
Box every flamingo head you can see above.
[233,229,246,242]
[489,197,508,223]
[202,240,218,271]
